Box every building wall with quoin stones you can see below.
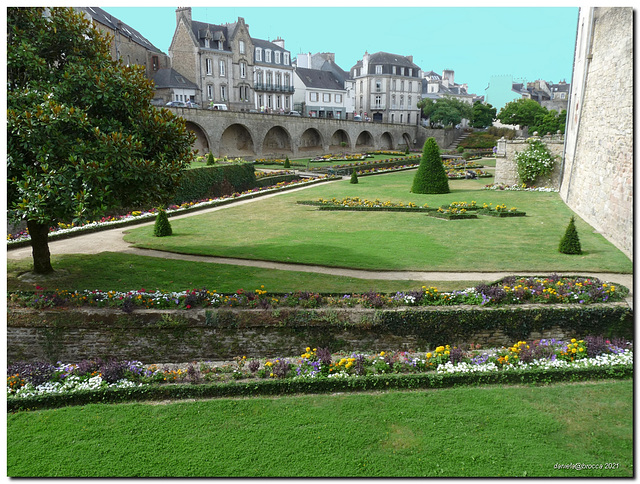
[559,7,633,258]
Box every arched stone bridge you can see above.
[167,107,428,160]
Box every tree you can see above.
[419,97,472,128]
[7,7,195,273]
[530,109,567,135]
[283,156,290,169]
[411,138,450,194]
[153,209,173,237]
[559,216,582,255]
[470,101,497,128]
[350,169,359,184]
[496,98,547,129]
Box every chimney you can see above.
[406,55,413,63]
[176,7,192,27]
[273,36,285,49]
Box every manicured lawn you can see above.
[124,170,632,273]
[7,380,632,477]
[6,253,488,294]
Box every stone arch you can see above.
[355,130,374,150]
[329,129,351,151]
[380,132,394,150]
[220,123,256,157]
[263,126,293,157]
[299,128,323,152]
[401,133,413,150]
[185,121,210,155]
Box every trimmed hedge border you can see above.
[428,212,478,220]
[7,365,632,412]
[478,209,527,217]
[173,164,256,204]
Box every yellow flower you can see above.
[578,348,584,352]
[426,353,432,359]
[572,349,577,354]
[380,351,385,356]
[306,347,311,352]
[571,338,577,343]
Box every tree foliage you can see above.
[350,169,359,184]
[411,138,450,194]
[418,97,473,128]
[7,7,195,273]
[530,109,567,135]
[496,98,547,128]
[153,209,173,237]
[470,101,497,129]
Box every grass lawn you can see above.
[6,253,489,294]
[123,170,632,274]
[7,380,632,477]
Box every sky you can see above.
[101,5,579,97]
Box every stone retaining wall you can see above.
[7,305,631,363]
[494,135,564,188]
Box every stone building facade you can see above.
[559,7,633,258]
[350,51,422,125]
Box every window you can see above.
[204,39,210,48]
[284,52,290,65]
[392,80,396,90]
[276,73,282,87]
[220,85,227,101]
[256,70,263,84]
[275,51,281,64]
[407,113,411,124]
[401,80,404,91]
[217,40,223,50]
[375,65,382,74]
[266,71,272,87]
[240,62,246,78]
[408,95,412,106]
[375,79,382,92]
[400,95,404,108]
[285,96,290,109]
[375,95,382,108]
[152,56,159,71]
[335,94,342,103]
[276,95,281,108]
[408,82,413,92]
[256,47,262,61]
[267,94,272,108]
[409,68,412,76]
[323,93,331,102]
[284,74,290,87]
[359,96,363,109]
[392,66,396,74]
[207,84,213,99]
[391,95,396,108]
[265,49,272,62]
[258,94,263,107]
[219,60,226,76]
[206,58,212,75]
[400,67,405,75]
[359,80,363,92]
[239,40,245,54]
[310,92,319,102]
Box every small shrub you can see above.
[206,153,216,165]
[456,146,465,153]
[248,360,260,373]
[405,146,410,155]
[350,169,358,184]
[515,139,557,185]
[411,137,450,194]
[99,359,128,384]
[559,216,582,254]
[153,208,172,237]
[283,156,290,169]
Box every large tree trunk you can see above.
[26,220,54,274]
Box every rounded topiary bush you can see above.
[559,216,582,254]
[350,169,359,184]
[153,208,172,237]
[411,137,450,194]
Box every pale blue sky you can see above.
[103,6,579,97]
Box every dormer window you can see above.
[375,65,382,74]
[400,67,405,75]
[409,68,412,76]
[256,47,262,61]
[217,40,223,50]
[265,49,272,62]
[275,51,281,64]
[284,52,290,65]
[392,66,396,74]
[204,39,210,48]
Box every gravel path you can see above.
[7,177,633,307]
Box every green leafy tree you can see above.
[497,98,547,129]
[350,169,359,184]
[559,216,582,254]
[530,109,567,135]
[470,101,497,128]
[153,208,173,237]
[429,97,473,128]
[7,7,195,273]
[417,98,437,124]
[411,138,450,194]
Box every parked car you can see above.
[208,103,229,111]
[287,111,301,116]
[353,115,362,121]
[166,101,186,107]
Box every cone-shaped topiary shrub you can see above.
[405,146,410,155]
[411,137,450,194]
[153,208,172,237]
[283,156,290,168]
[559,216,582,254]
[350,169,359,184]
[206,152,215,165]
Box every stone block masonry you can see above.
[494,135,564,188]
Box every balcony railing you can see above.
[254,83,294,93]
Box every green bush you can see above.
[487,126,517,140]
[153,208,172,237]
[459,132,500,149]
[283,156,290,169]
[559,216,582,254]
[173,164,256,204]
[350,169,359,184]
[206,153,215,165]
[456,146,465,153]
[411,138,450,194]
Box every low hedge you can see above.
[7,365,632,412]
[428,213,478,220]
[173,164,256,204]
[478,210,526,217]
[254,174,299,187]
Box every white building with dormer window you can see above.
[252,37,294,113]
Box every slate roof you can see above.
[351,51,421,76]
[151,68,199,90]
[295,67,344,91]
[79,7,164,53]
[191,20,230,51]
[252,37,291,67]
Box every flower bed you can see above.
[9,276,626,311]
[310,153,370,162]
[254,170,295,179]
[7,175,340,246]
[483,183,558,192]
[297,197,436,212]
[7,338,633,410]
[309,155,421,173]
[443,160,484,169]
[253,158,305,167]
[446,169,492,179]
[428,210,478,220]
